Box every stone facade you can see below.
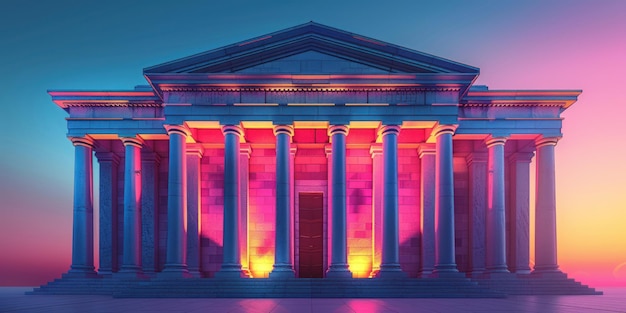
[51,23,580,281]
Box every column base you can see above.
[114,267,148,280]
[326,264,353,278]
[418,268,434,278]
[158,264,192,279]
[431,264,463,278]
[531,269,567,279]
[469,269,485,279]
[513,268,532,275]
[375,264,406,279]
[187,270,204,278]
[481,271,514,280]
[64,268,98,278]
[215,264,248,278]
[269,264,295,279]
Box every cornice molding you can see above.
[160,87,461,93]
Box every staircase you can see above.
[474,273,602,295]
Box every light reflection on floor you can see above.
[1,287,625,313]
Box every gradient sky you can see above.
[1,0,625,287]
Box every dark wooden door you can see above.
[298,193,324,278]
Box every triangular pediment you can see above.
[144,22,479,75]
[232,50,393,74]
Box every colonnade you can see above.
[66,123,562,279]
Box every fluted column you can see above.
[186,146,203,277]
[369,144,383,277]
[118,137,144,277]
[508,152,533,274]
[485,136,509,275]
[161,125,190,277]
[239,144,252,277]
[467,152,487,277]
[418,145,436,277]
[95,152,119,276]
[270,125,295,278]
[377,125,405,278]
[68,136,96,277]
[141,151,160,276]
[326,125,352,278]
[533,137,563,275]
[217,125,245,277]
[432,124,460,276]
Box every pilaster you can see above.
[466,152,487,278]
[507,151,534,274]
[418,144,436,277]
[186,146,204,278]
[141,151,160,276]
[369,144,383,277]
[95,152,119,276]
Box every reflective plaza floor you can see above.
[1,287,625,313]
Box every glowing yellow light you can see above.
[249,253,275,278]
[348,255,372,278]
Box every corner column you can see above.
[467,152,487,277]
[432,125,460,276]
[186,146,203,277]
[369,144,383,277]
[485,136,510,275]
[217,125,245,277]
[141,151,160,276]
[239,144,252,277]
[270,125,296,278]
[68,136,96,277]
[326,125,352,278]
[376,125,405,278]
[418,145,436,277]
[533,137,562,275]
[96,152,119,276]
[507,152,533,274]
[118,137,144,277]
[161,125,190,277]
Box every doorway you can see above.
[298,193,324,278]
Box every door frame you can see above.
[294,181,328,278]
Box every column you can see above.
[418,145,436,277]
[377,125,405,278]
[239,144,252,277]
[141,151,160,275]
[118,137,144,277]
[270,125,295,278]
[432,125,460,276]
[369,144,383,277]
[326,125,352,278]
[466,152,487,277]
[161,125,190,277]
[96,152,119,276]
[533,137,563,275]
[67,136,96,277]
[186,146,203,277]
[325,144,333,271]
[485,136,509,275]
[508,152,533,274]
[217,125,245,277]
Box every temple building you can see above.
[37,23,599,297]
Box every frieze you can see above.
[64,102,163,107]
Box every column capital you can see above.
[165,124,191,137]
[328,124,349,137]
[432,124,458,137]
[508,151,535,163]
[273,124,294,137]
[465,152,487,165]
[186,146,204,158]
[535,136,560,148]
[418,144,436,158]
[70,136,95,148]
[121,136,144,148]
[222,125,245,137]
[95,151,120,165]
[240,143,252,158]
[377,125,400,138]
[370,143,383,158]
[484,136,507,148]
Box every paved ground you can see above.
[1,287,625,312]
